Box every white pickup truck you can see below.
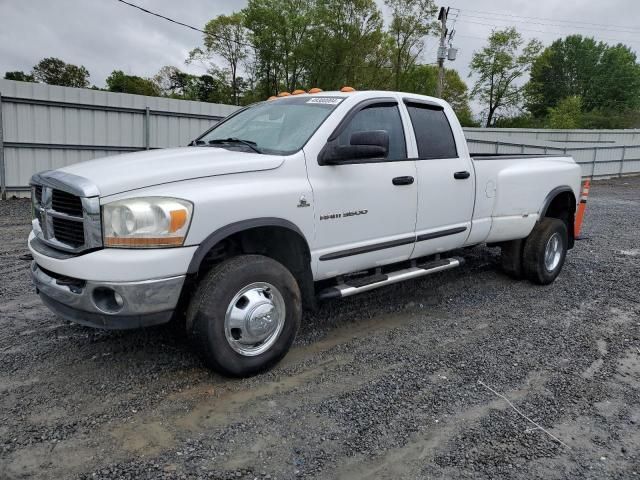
[29,90,582,376]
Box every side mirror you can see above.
[319,130,389,165]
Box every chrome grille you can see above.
[52,216,85,247]
[30,171,102,254]
[52,190,83,216]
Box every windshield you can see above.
[197,96,344,155]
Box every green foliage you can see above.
[189,13,248,105]
[547,96,582,129]
[32,57,90,87]
[580,108,640,129]
[386,0,438,90]
[105,70,160,96]
[240,0,439,96]
[154,65,235,104]
[493,114,544,128]
[401,64,476,125]
[243,0,315,95]
[302,0,391,90]
[526,35,640,117]
[469,28,543,127]
[4,71,35,82]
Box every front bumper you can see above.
[30,262,185,329]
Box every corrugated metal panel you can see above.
[0,79,239,194]
[2,79,640,197]
[464,127,640,145]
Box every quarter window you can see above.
[406,103,458,159]
[336,104,407,160]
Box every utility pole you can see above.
[436,7,448,98]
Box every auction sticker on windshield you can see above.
[306,97,344,105]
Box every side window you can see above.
[336,104,407,160]
[406,103,458,159]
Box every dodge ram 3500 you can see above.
[28,90,582,376]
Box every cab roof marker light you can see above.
[308,87,323,94]
[340,86,355,92]
[277,91,291,97]
[267,95,277,101]
[291,89,306,95]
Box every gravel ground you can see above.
[0,176,638,480]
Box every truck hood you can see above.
[58,147,285,197]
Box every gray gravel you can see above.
[0,176,639,480]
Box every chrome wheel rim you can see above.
[224,282,286,356]
[544,233,563,272]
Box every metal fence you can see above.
[0,79,239,198]
[464,138,640,179]
[463,127,640,144]
[1,79,639,198]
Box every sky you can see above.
[1,0,639,115]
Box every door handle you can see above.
[392,176,414,186]
[454,171,471,179]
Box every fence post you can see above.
[0,92,6,200]
[591,147,597,179]
[144,107,150,150]
[494,141,499,154]
[619,145,626,178]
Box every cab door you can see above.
[304,98,418,280]
[403,99,475,259]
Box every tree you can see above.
[385,0,438,90]
[189,13,248,105]
[525,35,640,117]
[243,0,314,95]
[469,28,542,127]
[401,64,476,125]
[154,65,236,103]
[302,0,389,90]
[4,71,35,82]
[105,70,160,96]
[547,96,582,128]
[32,57,90,87]
[154,65,197,97]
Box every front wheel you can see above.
[522,218,568,285]
[186,255,301,377]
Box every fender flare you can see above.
[538,186,576,218]
[186,217,309,274]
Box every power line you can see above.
[454,6,640,33]
[459,12,640,36]
[457,19,640,46]
[115,0,254,48]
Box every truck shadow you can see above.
[48,245,503,377]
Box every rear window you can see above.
[406,103,458,159]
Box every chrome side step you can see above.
[317,257,464,300]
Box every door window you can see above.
[336,104,407,160]
[406,103,458,159]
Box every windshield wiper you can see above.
[208,137,263,154]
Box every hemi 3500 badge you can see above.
[320,209,368,221]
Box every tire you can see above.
[186,255,301,377]
[500,238,525,279]
[522,218,568,285]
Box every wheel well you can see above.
[195,226,316,310]
[543,190,577,248]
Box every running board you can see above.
[317,257,464,300]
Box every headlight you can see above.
[102,197,193,248]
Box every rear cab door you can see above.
[402,97,475,259]
[303,94,418,280]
